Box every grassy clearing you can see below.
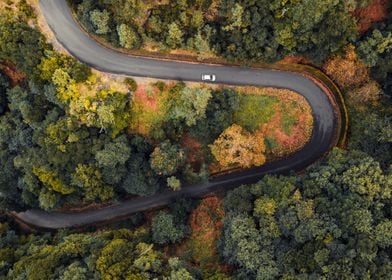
[129,82,172,136]
[234,95,279,131]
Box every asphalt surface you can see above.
[12,0,339,230]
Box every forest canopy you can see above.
[72,0,360,62]
[0,1,391,279]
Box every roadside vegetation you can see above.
[72,0,368,63]
[0,1,391,279]
[0,1,312,212]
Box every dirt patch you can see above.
[353,0,389,34]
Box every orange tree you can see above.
[209,124,266,168]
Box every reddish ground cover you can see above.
[133,84,160,111]
[129,83,169,136]
[180,133,204,171]
[353,0,389,34]
[187,196,225,268]
[0,62,25,86]
[263,111,311,157]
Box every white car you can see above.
[201,74,216,82]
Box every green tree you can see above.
[60,262,88,280]
[375,220,392,248]
[166,22,184,48]
[221,148,392,278]
[95,135,131,169]
[71,163,114,202]
[0,18,47,75]
[168,258,194,280]
[151,212,188,245]
[167,176,182,191]
[117,24,141,49]
[358,29,392,67]
[89,9,110,35]
[170,86,212,127]
[150,140,185,176]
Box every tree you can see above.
[94,135,131,186]
[209,124,266,168]
[60,262,88,280]
[95,238,134,278]
[124,77,137,92]
[222,3,244,32]
[150,140,185,176]
[151,212,188,245]
[166,22,184,48]
[323,45,369,90]
[357,17,392,95]
[167,258,193,280]
[170,86,212,127]
[220,148,392,278]
[89,9,110,35]
[190,88,239,144]
[69,62,91,83]
[71,163,114,202]
[0,18,47,75]
[69,90,131,136]
[122,153,160,197]
[358,29,392,67]
[271,0,357,61]
[375,220,392,248]
[167,176,181,191]
[117,24,141,49]
[95,135,131,169]
[32,166,75,195]
[192,31,212,60]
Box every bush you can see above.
[152,212,187,245]
[124,77,137,92]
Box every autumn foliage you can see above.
[323,45,369,90]
[188,196,225,266]
[324,45,382,109]
[353,0,389,34]
[347,80,382,109]
[209,124,266,168]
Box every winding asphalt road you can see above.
[12,0,342,230]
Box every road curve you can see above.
[12,0,342,230]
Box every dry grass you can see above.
[76,71,129,98]
[129,82,172,136]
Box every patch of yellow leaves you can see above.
[209,124,266,168]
